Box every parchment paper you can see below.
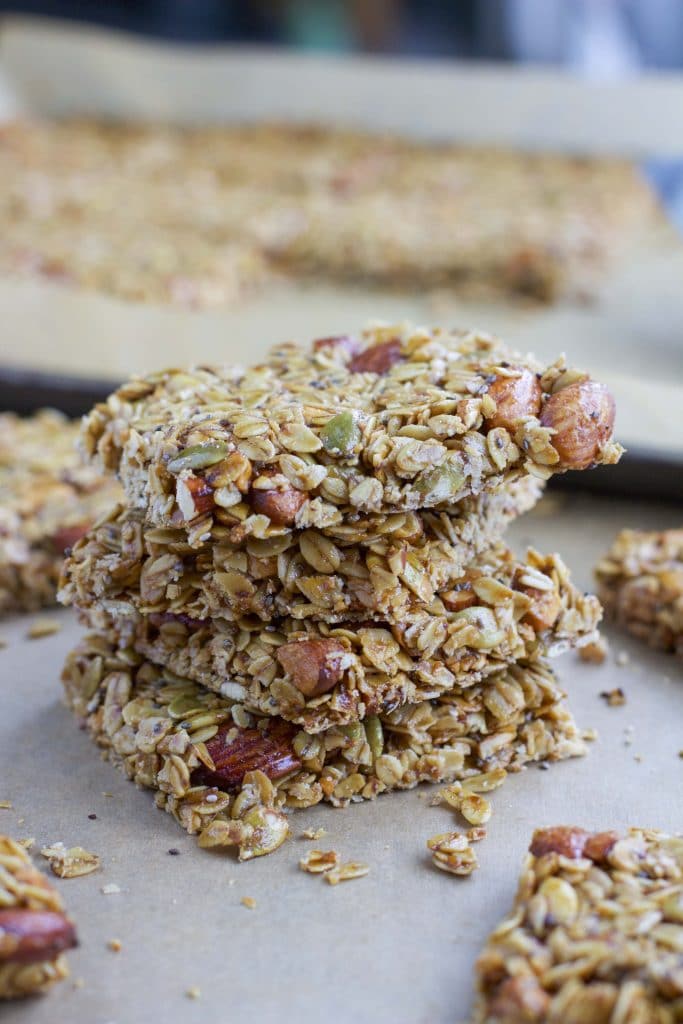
[1,492,681,1024]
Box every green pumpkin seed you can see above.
[414,461,465,500]
[364,715,384,760]
[167,442,229,474]
[320,411,360,455]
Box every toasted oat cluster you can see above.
[0,835,78,999]
[0,410,120,615]
[473,826,683,1022]
[62,634,585,857]
[67,544,600,733]
[596,528,683,659]
[0,120,658,307]
[81,325,621,543]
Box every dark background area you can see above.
[4,1,683,71]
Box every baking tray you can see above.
[1,492,681,1024]
[0,18,683,501]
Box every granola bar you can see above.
[473,825,683,1022]
[0,835,78,999]
[0,120,659,306]
[59,478,542,624]
[73,544,601,733]
[82,325,621,546]
[595,528,683,659]
[62,634,585,857]
[0,410,120,615]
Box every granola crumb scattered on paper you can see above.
[41,842,101,878]
[73,978,85,990]
[427,832,478,877]
[467,827,488,843]
[578,636,609,664]
[186,986,201,1000]
[299,849,340,874]
[616,650,630,667]
[26,618,61,639]
[0,800,12,810]
[582,727,598,742]
[600,687,626,707]
[101,883,121,895]
[168,848,180,856]
[241,896,257,909]
[301,827,327,840]
[326,862,370,886]
[107,938,122,953]
[17,837,35,849]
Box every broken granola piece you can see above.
[596,527,683,659]
[325,861,369,885]
[0,835,78,999]
[599,687,626,707]
[40,844,101,879]
[0,410,120,616]
[299,849,340,874]
[473,827,683,1022]
[427,832,478,876]
[578,635,609,664]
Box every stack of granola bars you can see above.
[59,324,621,858]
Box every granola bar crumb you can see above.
[101,883,121,895]
[616,650,631,667]
[301,828,327,840]
[107,939,122,953]
[599,687,626,707]
[26,618,61,639]
[0,801,12,810]
[41,843,101,878]
[186,986,201,1000]
[427,832,478,877]
[299,849,339,874]
[578,636,609,664]
[168,848,180,856]
[467,827,488,843]
[325,862,370,885]
[241,896,257,909]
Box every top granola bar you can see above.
[82,324,621,545]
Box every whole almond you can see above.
[276,638,348,696]
[249,481,307,526]
[540,380,616,470]
[529,826,589,860]
[484,369,542,432]
[349,339,403,375]
[193,721,301,791]
[0,909,77,966]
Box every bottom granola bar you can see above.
[0,836,78,999]
[473,826,683,1023]
[596,528,683,659]
[62,634,585,859]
